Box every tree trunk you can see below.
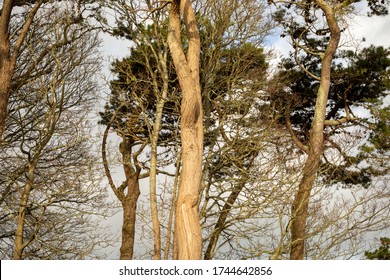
[0,0,45,141]
[120,175,141,260]
[0,29,13,143]
[0,1,14,141]
[149,52,169,260]
[289,0,341,260]
[118,138,141,260]
[13,163,36,260]
[0,71,12,142]
[204,181,245,260]
[289,152,321,260]
[168,0,203,260]
[164,153,180,260]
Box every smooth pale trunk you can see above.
[168,0,203,260]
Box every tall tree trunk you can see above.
[0,0,13,142]
[168,0,203,260]
[289,0,341,260]
[102,119,144,259]
[149,52,169,260]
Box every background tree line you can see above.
[0,0,389,260]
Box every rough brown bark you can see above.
[117,138,142,260]
[168,0,203,260]
[120,174,141,260]
[102,121,143,259]
[0,0,14,142]
[0,71,12,142]
[289,0,341,260]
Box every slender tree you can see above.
[270,0,389,259]
[0,5,111,259]
[99,6,180,257]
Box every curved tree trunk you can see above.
[289,0,341,260]
[118,138,142,260]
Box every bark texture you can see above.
[118,138,141,260]
[120,174,140,260]
[0,0,14,142]
[168,0,203,260]
[102,122,142,259]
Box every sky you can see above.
[99,3,390,81]
[266,3,390,63]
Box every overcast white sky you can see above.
[100,2,390,75]
[267,3,390,62]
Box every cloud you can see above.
[268,4,390,65]
[347,13,390,48]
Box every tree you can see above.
[167,0,203,260]
[0,0,94,142]
[365,237,390,260]
[270,0,389,259]
[99,0,182,259]
[0,5,111,259]
[189,0,274,259]
[271,46,390,187]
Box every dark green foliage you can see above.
[368,106,390,151]
[367,0,390,16]
[365,237,390,260]
[272,46,390,138]
[270,45,390,187]
[99,23,179,145]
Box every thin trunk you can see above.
[13,163,36,260]
[149,47,169,259]
[168,0,203,260]
[149,82,168,260]
[204,181,245,260]
[164,153,180,260]
[289,0,341,260]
